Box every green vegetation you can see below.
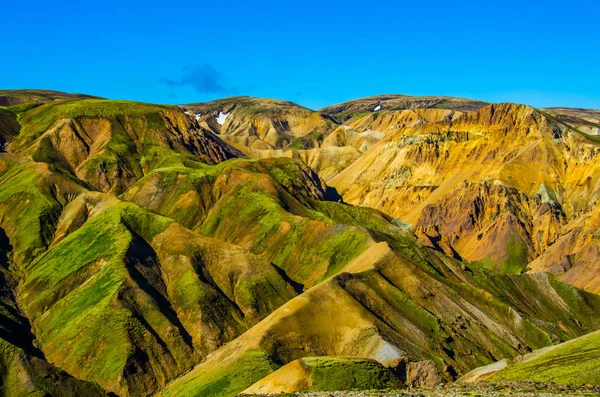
[491,331,600,384]
[303,357,403,391]
[17,99,173,145]
[159,350,279,397]
[19,203,176,392]
[502,236,529,274]
[123,157,378,286]
[286,131,325,150]
[0,161,62,265]
[2,91,600,396]
[472,235,529,275]
[0,339,107,397]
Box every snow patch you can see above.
[195,114,202,121]
[216,111,230,125]
[373,339,404,366]
[374,105,381,111]
[184,111,191,115]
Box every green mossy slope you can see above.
[8,99,240,193]
[123,157,381,287]
[490,330,600,384]
[160,349,279,397]
[243,356,404,394]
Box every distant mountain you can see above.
[181,96,470,181]
[320,94,489,116]
[0,89,100,106]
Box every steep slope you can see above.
[0,154,298,396]
[0,109,19,149]
[462,330,600,385]
[19,199,296,396]
[0,144,406,396]
[0,222,107,397]
[181,96,474,182]
[330,103,600,292]
[180,97,363,181]
[1,92,600,397]
[160,233,600,397]
[182,97,337,153]
[5,99,241,194]
[0,338,108,397]
[122,156,404,287]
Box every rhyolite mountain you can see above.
[0,90,599,396]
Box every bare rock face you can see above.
[181,97,469,182]
[330,103,600,292]
[406,360,444,388]
[182,97,338,153]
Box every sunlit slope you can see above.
[462,330,600,385]
[122,156,405,287]
[182,96,472,181]
[320,94,488,116]
[161,235,600,397]
[242,357,404,394]
[4,99,241,194]
[1,91,600,397]
[181,97,356,180]
[544,107,600,136]
[0,218,107,397]
[0,155,299,396]
[330,103,600,292]
[182,97,338,152]
[0,89,100,106]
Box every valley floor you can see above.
[240,382,600,397]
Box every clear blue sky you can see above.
[3,0,599,110]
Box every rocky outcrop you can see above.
[330,103,600,292]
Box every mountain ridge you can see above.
[1,89,600,396]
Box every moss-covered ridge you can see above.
[1,92,600,397]
[0,154,300,396]
[16,196,297,396]
[0,89,100,107]
[462,330,600,385]
[490,330,600,384]
[7,98,241,194]
[242,356,404,394]
[122,156,405,287]
[0,181,107,396]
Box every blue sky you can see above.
[3,0,599,109]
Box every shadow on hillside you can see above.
[324,186,344,203]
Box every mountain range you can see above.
[0,89,599,396]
